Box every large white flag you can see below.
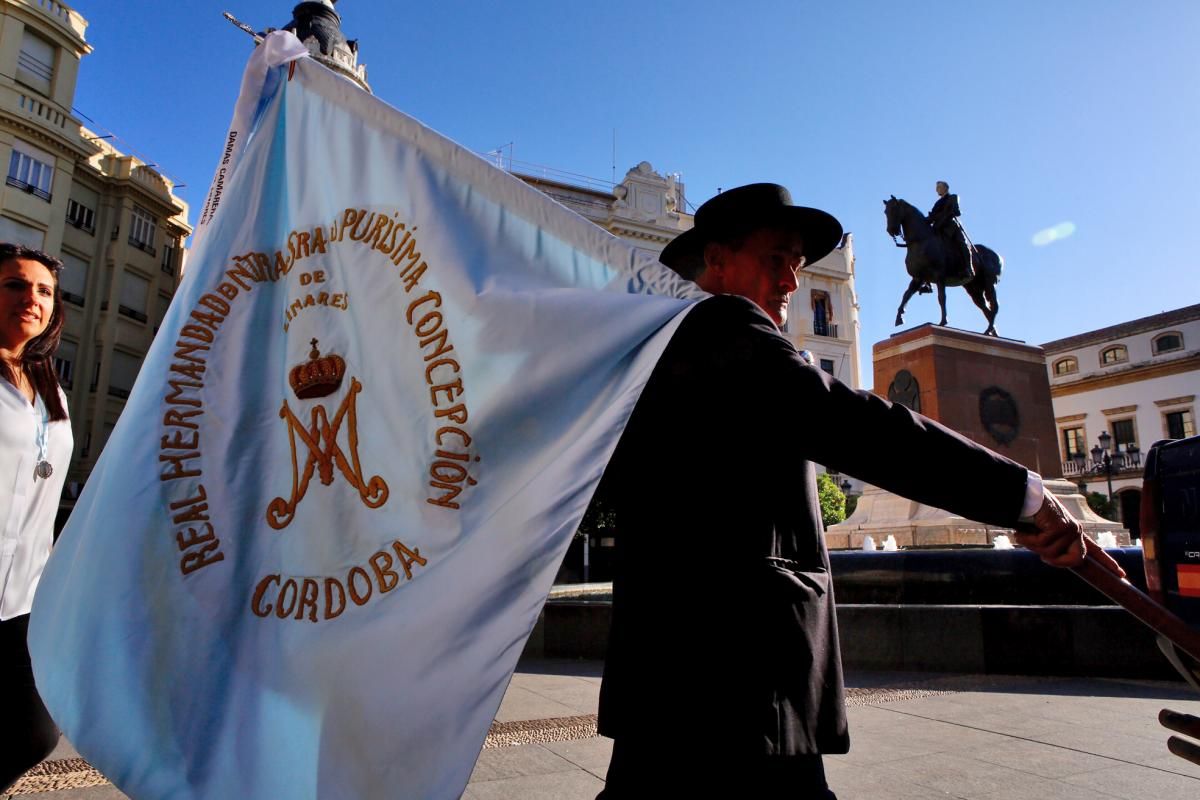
[31,32,702,799]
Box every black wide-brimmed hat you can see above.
[660,183,843,273]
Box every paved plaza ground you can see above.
[8,659,1200,799]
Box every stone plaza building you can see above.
[0,0,191,520]
[1043,303,1200,537]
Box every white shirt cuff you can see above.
[1020,471,1044,521]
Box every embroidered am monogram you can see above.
[267,339,389,529]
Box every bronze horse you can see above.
[884,196,1002,336]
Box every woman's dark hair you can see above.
[0,242,67,421]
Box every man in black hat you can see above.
[593,184,1117,798]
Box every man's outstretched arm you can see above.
[1014,491,1125,576]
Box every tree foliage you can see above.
[817,472,847,528]
[1085,491,1118,522]
[576,495,617,539]
[844,494,859,519]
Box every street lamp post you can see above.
[840,479,856,518]
[582,534,589,583]
[1090,430,1117,503]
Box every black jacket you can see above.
[928,193,961,232]
[596,295,1028,756]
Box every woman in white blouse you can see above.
[0,243,72,792]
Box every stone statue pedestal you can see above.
[872,324,1061,476]
[825,479,1129,549]
[827,325,1130,547]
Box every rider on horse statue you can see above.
[928,181,974,283]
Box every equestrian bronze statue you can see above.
[884,195,1003,336]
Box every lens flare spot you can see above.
[1032,221,1076,246]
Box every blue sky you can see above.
[68,1,1198,365]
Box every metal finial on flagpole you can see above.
[223,11,264,43]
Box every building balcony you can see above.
[813,320,838,338]
[1061,447,1143,479]
[5,176,51,202]
[118,305,148,323]
[128,237,156,257]
[66,214,95,235]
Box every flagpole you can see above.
[223,11,264,43]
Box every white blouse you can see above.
[0,380,72,620]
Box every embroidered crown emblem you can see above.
[269,334,388,530]
[289,338,345,399]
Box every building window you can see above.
[109,350,142,399]
[1153,333,1184,355]
[1110,418,1137,451]
[0,216,44,249]
[811,291,836,337]
[1166,410,1195,440]
[129,205,157,255]
[54,340,77,389]
[155,293,171,333]
[1062,426,1086,460]
[66,199,95,233]
[819,358,835,376]
[16,30,54,95]
[1100,345,1128,365]
[92,422,115,460]
[118,271,150,323]
[1052,357,1077,376]
[161,243,175,275]
[58,252,88,306]
[7,141,54,201]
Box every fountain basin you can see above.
[525,547,1176,678]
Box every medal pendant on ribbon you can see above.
[35,460,53,480]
